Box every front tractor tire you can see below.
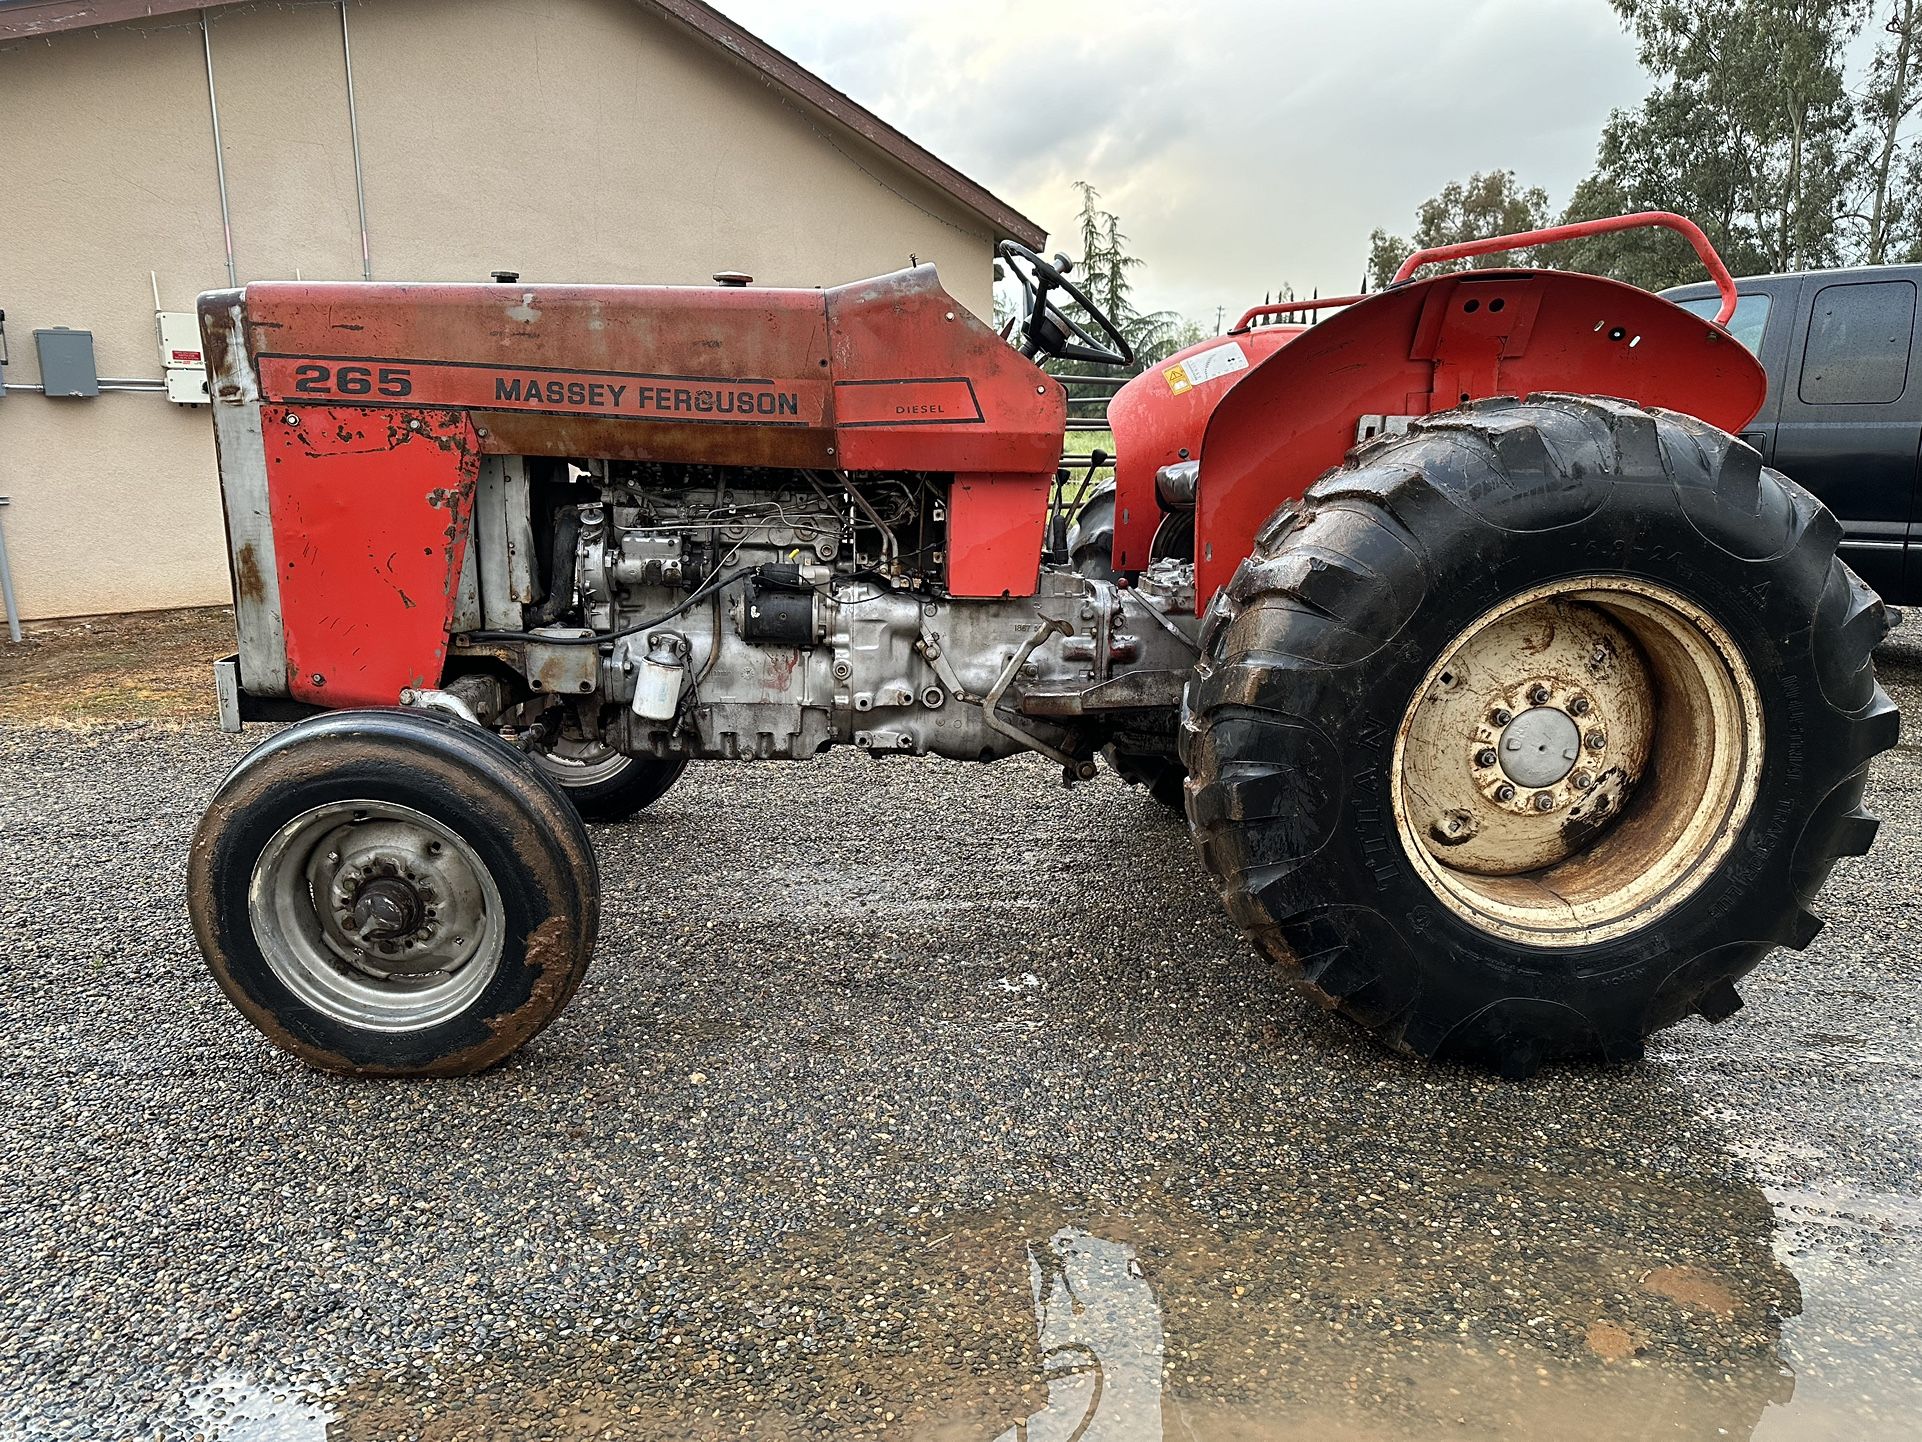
[188,709,599,1077]
[1182,394,1898,1076]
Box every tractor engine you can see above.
[468,460,1198,771]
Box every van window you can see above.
[1674,292,1772,352]
[1799,280,1915,405]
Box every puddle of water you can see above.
[1752,1183,1922,1442]
[296,1161,1922,1442]
[985,1228,1163,1442]
[159,1370,335,1442]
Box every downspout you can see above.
[200,10,238,288]
[340,1,374,280]
[0,497,21,644]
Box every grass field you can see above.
[0,606,232,727]
[1058,426,1116,510]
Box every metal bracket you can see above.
[213,655,243,732]
[398,687,482,727]
[914,621,975,702]
[979,618,1095,778]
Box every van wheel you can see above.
[188,709,599,1076]
[1182,394,1898,1076]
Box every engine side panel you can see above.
[263,406,481,707]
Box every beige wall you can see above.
[0,0,1001,621]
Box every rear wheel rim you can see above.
[530,735,632,789]
[247,800,505,1031]
[1390,576,1764,947]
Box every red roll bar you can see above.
[1391,211,1739,327]
[1230,294,1367,334]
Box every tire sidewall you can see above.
[541,753,688,821]
[191,714,593,1075]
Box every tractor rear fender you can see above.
[1187,268,1769,604]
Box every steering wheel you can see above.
[997,240,1135,368]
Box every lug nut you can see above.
[1569,696,1590,716]
[1529,685,1550,706]
[1586,731,1606,751]
[1571,771,1593,790]
[1496,783,1516,802]
[1533,792,1556,812]
[1476,748,1498,768]
[1491,708,1512,726]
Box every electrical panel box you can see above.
[157,311,210,405]
[34,327,98,397]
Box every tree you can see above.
[1044,182,1199,395]
[1363,6,1922,288]
[1556,0,1859,287]
[1846,0,1922,263]
[1058,183,1190,367]
[1365,171,1551,291]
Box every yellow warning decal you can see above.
[1162,340,1249,395]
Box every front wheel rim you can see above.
[247,800,506,1031]
[1390,576,1764,947]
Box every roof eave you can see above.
[644,0,1044,249]
[0,0,1048,249]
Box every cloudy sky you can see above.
[720,0,1649,325]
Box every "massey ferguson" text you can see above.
[493,376,800,417]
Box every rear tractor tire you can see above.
[1065,480,1119,582]
[1068,483,1190,810]
[188,708,599,1076]
[1182,394,1899,1076]
[1101,744,1187,811]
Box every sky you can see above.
[718,0,1651,326]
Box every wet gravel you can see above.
[2,636,1921,1440]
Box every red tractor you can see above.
[187,212,1897,1078]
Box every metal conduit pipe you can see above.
[1,380,169,395]
[340,1,374,281]
[202,11,239,288]
[0,497,22,644]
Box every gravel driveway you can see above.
[1,624,1919,1440]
